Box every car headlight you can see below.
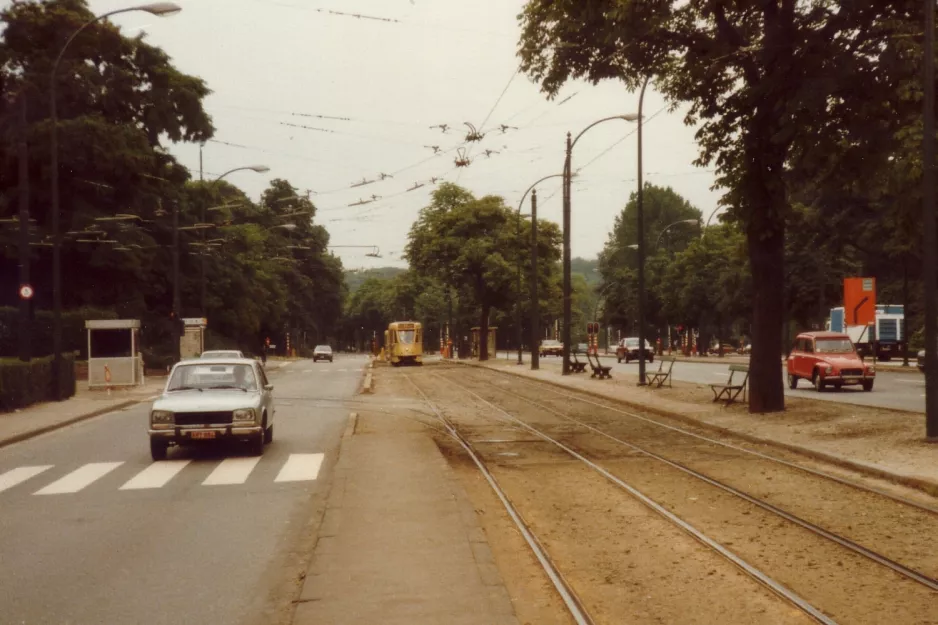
[151,410,173,424]
[867,365,875,373]
[233,408,256,422]
[825,366,833,375]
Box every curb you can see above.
[455,361,938,499]
[0,399,141,450]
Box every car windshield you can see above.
[167,363,258,392]
[816,339,855,354]
[625,339,638,347]
[542,340,560,346]
[201,351,240,359]
[314,345,332,352]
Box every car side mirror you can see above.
[264,384,274,391]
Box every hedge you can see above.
[0,307,117,359]
[0,353,76,412]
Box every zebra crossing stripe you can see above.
[34,462,123,495]
[202,457,261,486]
[120,460,191,490]
[274,453,324,483]
[0,466,53,494]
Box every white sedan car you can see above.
[148,359,275,460]
[200,349,245,359]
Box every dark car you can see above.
[616,337,653,363]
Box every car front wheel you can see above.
[814,371,826,392]
[862,380,874,392]
[788,373,798,389]
[150,439,168,461]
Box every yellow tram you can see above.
[387,321,423,366]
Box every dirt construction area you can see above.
[368,361,938,625]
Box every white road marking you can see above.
[119,460,191,490]
[34,462,123,495]
[202,457,261,486]
[274,453,324,483]
[303,369,313,373]
[0,466,53,494]
[896,378,925,385]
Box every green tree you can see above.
[518,0,916,412]
[407,183,561,360]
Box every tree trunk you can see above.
[748,226,786,412]
[480,302,490,361]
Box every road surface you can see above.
[498,352,925,412]
[0,355,366,625]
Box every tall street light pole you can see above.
[530,189,540,370]
[49,2,182,400]
[562,114,639,375]
[200,164,270,314]
[516,173,565,367]
[17,92,31,362]
[925,0,938,440]
[636,76,650,386]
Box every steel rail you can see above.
[458,365,938,516]
[430,372,838,625]
[403,373,597,625]
[459,375,938,592]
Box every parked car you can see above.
[574,343,589,354]
[786,331,875,392]
[148,358,275,460]
[918,349,925,373]
[200,350,245,359]
[313,345,334,362]
[616,337,653,363]
[739,343,752,355]
[540,339,563,357]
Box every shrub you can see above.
[0,354,76,412]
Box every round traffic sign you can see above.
[18,284,33,300]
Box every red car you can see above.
[786,331,875,392]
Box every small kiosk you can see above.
[180,318,207,359]
[470,326,498,359]
[85,319,144,388]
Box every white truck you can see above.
[827,305,905,361]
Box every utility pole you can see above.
[925,0,938,439]
[17,92,31,362]
[530,189,540,371]
[172,199,181,363]
[636,76,649,386]
[199,143,206,316]
[561,132,572,375]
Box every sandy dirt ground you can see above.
[373,362,938,625]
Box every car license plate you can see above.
[845,378,859,385]
[191,431,216,440]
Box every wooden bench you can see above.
[645,355,676,388]
[710,364,749,404]
[570,351,588,373]
[586,352,612,379]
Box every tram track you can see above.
[410,365,938,624]
[403,369,835,625]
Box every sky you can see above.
[78,0,723,270]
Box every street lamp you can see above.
[654,219,700,252]
[516,173,565,369]
[49,2,182,399]
[200,165,270,314]
[561,113,639,375]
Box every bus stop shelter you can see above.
[85,319,144,388]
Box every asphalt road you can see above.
[0,355,367,625]
[500,352,925,412]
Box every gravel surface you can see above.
[396,366,818,625]
[388,363,938,625]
